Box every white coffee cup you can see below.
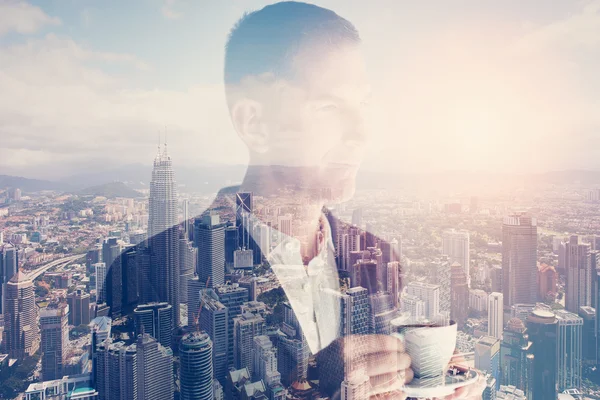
[402,321,458,379]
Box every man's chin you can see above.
[328,183,356,204]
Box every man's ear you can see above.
[230,99,269,154]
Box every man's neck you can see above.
[238,164,327,242]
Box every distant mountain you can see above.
[0,175,70,192]
[60,163,247,193]
[78,182,143,198]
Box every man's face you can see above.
[260,43,371,202]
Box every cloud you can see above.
[0,33,245,179]
[161,0,182,20]
[0,0,61,37]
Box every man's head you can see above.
[225,1,370,202]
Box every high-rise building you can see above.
[234,249,254,269]
[199,289,229,385]
[103,237,123,318]
[488,292,504,340]
[469,289,488,313]
[564,235,592,313]
[233,311,266,374]
[236,192,253,249]
[179,237,197,305]
[95,339,137,400]
[451,261,469,328]
[401,294,425,320]
[40,304,69,381]
[442,229,470,281]
[94,262,107,304]
[182,198,192,240]
[67,289,91,326]
[187,276,204,327]
[502,214,537,307]
[340,372,370,400]
[225,225,239,270]
[537,264,557,302]
[475,336,500,389]
[500,318,533,392]
[180,332,213,400]
[121,245,139,309]
[252,335,281,389]
[278,331,309,387]
[2,271,39,359]
[578,306,596,366]
[136,333,174,400]
[133,302,173,348]
[386,262,400,308]
[510,303,536,324]
[195,213,226,288]
[277,214,293,242]
[554,309,583,392]
[90,316,112,387]
[0,243,18,314]
[406,282,440,320]
[431,257,451,314]
[148,144,180,327]
[215,283,249,369]
[526,309,558,400]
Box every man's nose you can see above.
[342,111,369,150]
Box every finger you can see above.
[366,351,411,375]
[402,367,414,384]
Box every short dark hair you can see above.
[224,1,360,86]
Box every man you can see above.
[220,3,483,398]
[110,2,484,398]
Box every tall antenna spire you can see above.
[164,125,168,154]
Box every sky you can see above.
[0,0,599,179]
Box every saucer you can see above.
[402,368,480,398]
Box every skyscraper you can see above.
[199,289,229,385]
[2,271,39,359]
[431,257,451,315]
[67,289,91,326]
[94,262,107,304]
[148,143,180,327]
[578,306,596,366]
[236,192,253,249]
[488,292,504,340]
[277,214,293,242]
[537,263,557,302]
[95,339,137,400]
[474,336,500,388]
[442,229,470,281]
[526,309,557,400]
[215,283,249,369]
[133,302,173,349]
[225,225,239,270]
[179,237,197,304]
[0,243,18,314]
[103,237,123,318]
[554,309,583,392]
[136,333,174,400]
[564,235,592,313]
[502,214,537,307]
[179,332,214,400]
[450,261,469,328]
[195,213,226,288]
[406,281,440,320]
[386,261,400,308]
[233,311,266,374]
[500,318,533,391]
[40,304,69,381]
[252,335,283,392]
